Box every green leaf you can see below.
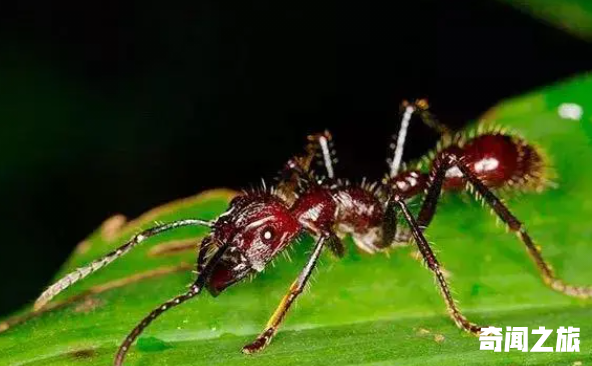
[2,73,592,365]
[499,0,592,40]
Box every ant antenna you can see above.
[34,219,214,310]
[114,241,229,366]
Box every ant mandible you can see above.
[34,100,592,365]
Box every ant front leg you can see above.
[392,195,484,334]
[242,234,328,354]
[418,154,592,300]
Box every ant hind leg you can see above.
[456,163,592,299]
[417,153,592,300]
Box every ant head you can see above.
[206,192,302,295]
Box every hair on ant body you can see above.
[33,100,591,365]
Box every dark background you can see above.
[0,0,590,316]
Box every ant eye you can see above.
[261,227,275,243]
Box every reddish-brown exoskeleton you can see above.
[34,100,592,365]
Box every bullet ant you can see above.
[34,100,592,365]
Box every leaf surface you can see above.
[2,74,592,365]
[500,0,592,40]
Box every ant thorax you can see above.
[290,182,388,253]
[290,186,337,235]
[332,185,386,253]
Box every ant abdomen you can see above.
[334,186,384,231]
[436,132,546,192]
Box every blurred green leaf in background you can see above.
[500,0,592,40]
[1,72,592,365]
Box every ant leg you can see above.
[276,130,338,200]
[388,99,452,178]
[326,233,346,258]
[416,155,452,229]
[277,130,336,186]
[282,157,316,183]
[242,235,328,354]
[417,155,592,299]
[306,130,337,180]
[381,196,417,249]
[275,137,326,200]
[412,99,452,136]
[380,200,402,248]
[196,235,216,275]
[389,102,418,177]
[392,195,483,334]
[455,163,592,299]
[34,219,213,311]
[114,240,228,366]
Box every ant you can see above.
[33,100,591,365]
